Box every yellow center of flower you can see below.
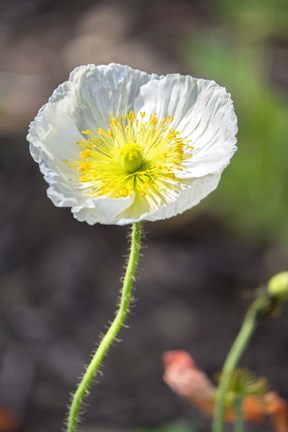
[69,111,192,210]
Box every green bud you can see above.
[268,272,288,301]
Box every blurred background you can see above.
[0,0,288,431]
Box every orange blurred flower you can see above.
[162,350,288,432]
[0,407,19,432]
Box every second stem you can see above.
[212,294,272,432]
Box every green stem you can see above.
[66,222,142,432]
[212,294,272,432]
[234,396,244,432]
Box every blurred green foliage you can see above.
[215,0,288,40]
[183,0,288,243]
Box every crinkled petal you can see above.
[53,63,154,132]
[134,74,237,178]
[28,104,85,206]
[145,173,221,222]
[28,104,82,165]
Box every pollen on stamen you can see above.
[67,111,193,211]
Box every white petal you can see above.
[51,63,153,132]
[143,173,221,222]
[28,105,82,164]
[72,195,135,225]
[28,103,85,206]
[134,74,237,178]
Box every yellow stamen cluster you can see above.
[70,111,192,210]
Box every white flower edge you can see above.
[27,64,237,225]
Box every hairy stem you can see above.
[66,222,142,432]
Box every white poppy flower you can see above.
[27,64,237,225]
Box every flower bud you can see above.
[268,272,288,301]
